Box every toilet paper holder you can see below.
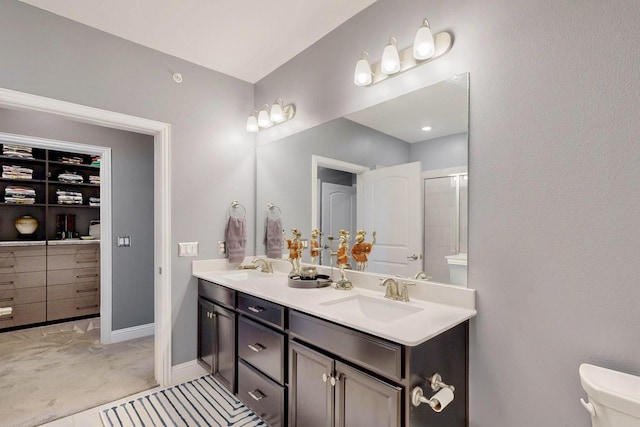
[411,373,455,412]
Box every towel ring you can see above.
[230,200,246,218]
[267,203,281,219]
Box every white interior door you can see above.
[361,162,422,276]
[321,182,357,240]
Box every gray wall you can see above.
[255,0,640,426]
[0,1,255,364]
[410,132,468,171]
[0,107,155,330]
[256,117,408,254]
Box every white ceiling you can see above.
[19,0,377,83]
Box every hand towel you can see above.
[225,216,246,263]
[264,217,283,259]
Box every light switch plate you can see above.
[178,242,199,257]
[117,236,131,247]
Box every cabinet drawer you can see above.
[238,316,286,384]
[46,244,100,256]
[47,267,100,286]
[0,271,46,290]
[198,279,235,309]
[237,293,285,330]
[0,301,46,329]
[0,246,46,258]
[238,359,284,427]
[0,286,46,305]
[47,254,99,271]
[47,295,99,321]
[0,255,46,273]
[47,282,100,301]
[290,311,403,381]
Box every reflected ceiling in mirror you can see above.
[256,73,469,287]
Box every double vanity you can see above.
[192,259,476,427]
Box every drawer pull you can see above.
[248,389,265,401]
[77,304,99,310]
[0,281,14,286]
[248,343,265,353]
[0,316,13,321]
[76,274,99,279]
[0,265,15,269]
[76,288,98,294]
[0,297,14,302]
[76,260,98,264]
[247,306,265,313]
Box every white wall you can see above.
[255,0,640,425]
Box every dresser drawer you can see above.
[0,271,46,290]
[47,295,100,321]
[237,359,284,427]
[237,293,285,330]
[47,282,100,301]
[238,316,286,384]
[290,311,403,382]
[0,246,46,258]
[47,244,100,256]
[47,254,99,271]
[47,267,100,286]
[0,301,46,329]
[0,255,46,273]
[198,279,235,309]
[0,286,46,305]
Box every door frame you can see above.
[0,87,172,386]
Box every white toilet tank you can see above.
[580,363,640,427]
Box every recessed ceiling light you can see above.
[421,126,432,131]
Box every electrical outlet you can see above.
[178,242,199,257]
[218,241,226,254]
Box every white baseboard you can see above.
[110,323,155,343]
[171,360,208,385]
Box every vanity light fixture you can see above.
[421,126,432,131]
[247,98,296,132]
[353,17,453,87]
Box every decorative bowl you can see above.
[15,215,38,235]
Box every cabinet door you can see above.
[334,361,402,427]
[289,341,334,427]
[213,303,236,393]
[198,297,215,372]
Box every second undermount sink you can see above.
[218,270,271,281]
[320,294,422,322]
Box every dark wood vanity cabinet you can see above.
[197,279,236,393]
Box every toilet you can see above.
[579,363,640,426]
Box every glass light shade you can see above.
[381,38,401,74]
[413,20,435,60]
[246,114,259,132]
[354,55,372,86]
[270,101,284,122]
[257,108,271,128]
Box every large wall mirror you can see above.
[256,73,469,287]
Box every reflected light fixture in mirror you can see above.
[247,98,296,132]
[353,17,453,87]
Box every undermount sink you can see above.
[218,270,270,281]
[320,294,422,322]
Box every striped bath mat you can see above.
[100,375,266,427]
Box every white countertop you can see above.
[193,258,476,347]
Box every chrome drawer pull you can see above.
[76,288,98,293]
[0,297,14,302]
[76,274,99,279]
[76,304,99,310]
[0,281,14,286]
[247,306,265,313]
[248,343,265,353]
[248,389,265,401]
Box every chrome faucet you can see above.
[251,258,273,273]
[414,271,432,281]
[380,278,399,300]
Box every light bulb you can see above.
[381,37,400,74]
[270,99,284,122]
[413,19,435,60]
[246,112,259,132]
[354,52,372,86]
[257,106,271,128]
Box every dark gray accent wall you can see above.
[410,132,468,171]
[255,0,640,426]
[0,1,254,364]
[0,107,154,330]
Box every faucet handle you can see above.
[399,281,416,302]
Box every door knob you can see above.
[407,254,419,261]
